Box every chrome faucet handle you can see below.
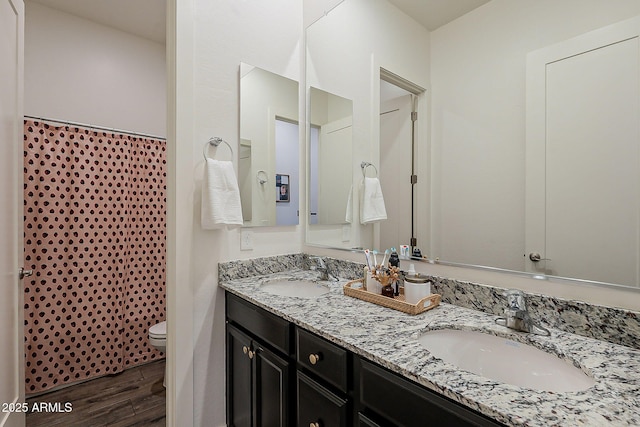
[496,289,550,336]
[308,256,326,270]
[308,256,336,281]
[503,289,527,311]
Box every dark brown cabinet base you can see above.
[225,292,505,427]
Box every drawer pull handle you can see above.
[308,353,322,365]
[310,422,321,427]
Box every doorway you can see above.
[378,69,425,253]
[20,1,168,425]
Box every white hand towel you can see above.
[359,177,387,224]
[345,185,353,223]
[201,158,243,230]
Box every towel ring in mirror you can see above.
[256,170,268,185]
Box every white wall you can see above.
[171,0,303,425]
[24,2,166,137]
[429,0,640,271]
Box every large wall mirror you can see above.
[240,63,299,226]
[305,0,640,292]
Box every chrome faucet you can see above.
[495,289,550,336]
[308,256,336,281]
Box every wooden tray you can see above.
[343,279,441,315]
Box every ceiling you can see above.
[25,0,490,45]
[387,0,490,30]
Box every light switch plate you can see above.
[240,229,253,251]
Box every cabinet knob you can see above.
[308,353,322,365]
[242,346,249,354]
[248,350,255,359]
[310,422,321,427]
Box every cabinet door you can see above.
[358,412,389,427]
[254,344,291,427]
[298,371,349,427]
[227,324,253,427]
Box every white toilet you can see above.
[149,320,167,387]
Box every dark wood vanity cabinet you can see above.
[226,294,294,427]
[225,292,505,427]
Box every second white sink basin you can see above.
[260,278,330,298]
[418,329,595,392]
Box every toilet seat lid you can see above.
[149,321,166,338]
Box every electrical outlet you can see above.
[240,229,253,251]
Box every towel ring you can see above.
[361,161,378,178]
[256,170,268,185]
[203,137,234,160]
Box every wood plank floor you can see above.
[26,359,166,427]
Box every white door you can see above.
[526,17,640,287]
[0,0,25,425]
[379,93,413,251]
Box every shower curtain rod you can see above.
[24,115,166,140]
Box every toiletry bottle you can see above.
[388,252,399,296]
[389,251,400,268]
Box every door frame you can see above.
[0,0,25,425]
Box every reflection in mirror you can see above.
[307,87,354,246]
[428,1,640,290]
[309,87,353,225]
[379,73,425,252]
[305,0,430,251]
[240,63,299,226]
[306,0,640,292]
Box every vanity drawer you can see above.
[296,327,349,392]
[226,293,292,355]
[359,358,504,427]
[297,371,349,427]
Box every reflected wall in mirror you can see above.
[306,86,355,247]
[428,0,640,290]
[306,0,640,291]
[240,63,299,226]
[305,0,430,250]
[308,87,353,226]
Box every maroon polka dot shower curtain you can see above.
[22,119,167,394]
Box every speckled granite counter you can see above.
[220,266,640,426]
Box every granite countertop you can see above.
[220,269,640,427]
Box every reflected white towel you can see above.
[345,185,353,223]
[201,159,243,230]
[359,177,387,224]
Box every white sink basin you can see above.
[260,279,330,298]
[417,329,595,392]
